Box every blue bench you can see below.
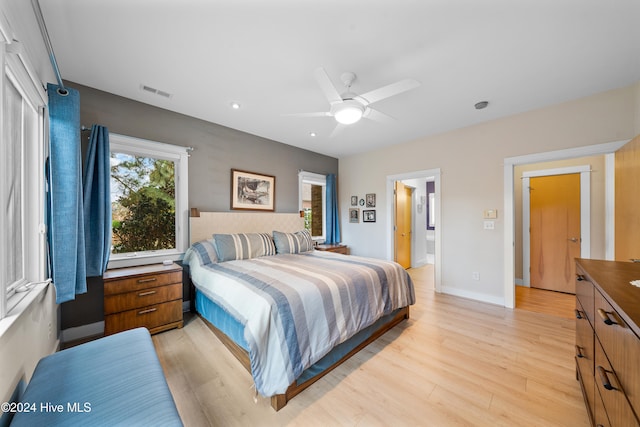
[10,328,182,426]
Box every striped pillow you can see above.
[213,233,276,262]
[273,229,314,254]
[184,239,218,265]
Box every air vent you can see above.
[140,84,172,99]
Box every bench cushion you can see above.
[11,328,182,426]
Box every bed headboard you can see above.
[189,211,305,244]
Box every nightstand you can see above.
[315,244,349,255]
[103,263,183,335]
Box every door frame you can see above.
[386,168,442,293]
[522,165,591,287]
[503,140,627,308]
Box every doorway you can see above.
[529,173,581,293]
[386,169,442,293]
[521,166,591,293]
[503,140,627,309]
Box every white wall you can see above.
[0,0,58,412]
[340,82,639,305]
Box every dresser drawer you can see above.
[576,356,596,425]
[105,299,183,335]
[104,270,182,295]
[594,288,640,419]
[576,299,595,376]
[594,339,638,426]
[105,282,182,313]
[575,265,595,326]
[594,387,612,427]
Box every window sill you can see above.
[0,281,50,340]
[107,250,184,270]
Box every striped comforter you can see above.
[186,249,415,397]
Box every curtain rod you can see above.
[31,0,67,95]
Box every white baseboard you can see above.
[441,286,505,306]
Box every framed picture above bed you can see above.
[231,169,275,211]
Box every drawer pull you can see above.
[137,277,158,284]
[597,308,617,325]
[574,309,583,319]
[575,345,584,359]
[137,308,158,315]
[576,274,586,281]
[138,290,157,297]
[597,366,616,391]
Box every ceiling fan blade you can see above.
[314,67,343,105]
[358,79,420,105]
[282,112,331,118]
[329,123,346,138]
[363,108,396,125]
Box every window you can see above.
[0,41,47,319]
[298,171,326,241]
[108,134,189,269]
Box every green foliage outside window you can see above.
[111,154,176,253]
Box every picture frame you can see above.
[230,169,275,211]
[349,208,359,223]
[366,193,376,208]
[363,209,376,223]
[351,196,358,206]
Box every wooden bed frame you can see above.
[200,306,410,411]
[189,211,411,410]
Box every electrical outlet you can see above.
[472,272,480,281]
[48,322,52,340]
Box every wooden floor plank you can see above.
[153,265,589,426]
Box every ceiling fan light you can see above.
[334,102,364,125]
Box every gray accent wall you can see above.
[61,81,338,336]
[69,81,338,213]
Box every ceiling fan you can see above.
[286,67,420,136]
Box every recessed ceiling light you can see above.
[309,132,317,137]
[230,102,241,110]
[474,101,489,110]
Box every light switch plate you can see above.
[483,209,497,219]
[483,220,495,230]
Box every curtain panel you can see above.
[83,125,111,277]
[46,83,87,303]
[325,174,341,244]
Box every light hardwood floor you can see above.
[153,266,588,426]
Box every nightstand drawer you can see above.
[105,299,183,336]
[104,282,182,313]
[104,270,182,295]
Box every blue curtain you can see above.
[83,125,111,277]
[46,83,87,303]
[325,174,341,244]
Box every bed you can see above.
[185,212,415,410]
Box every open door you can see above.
[394,181,412,269]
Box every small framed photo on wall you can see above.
[351,196,358,206]
[349,208,359,223]
[363,210,376,223]
[366,193,376,208]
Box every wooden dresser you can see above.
[103,263,184,336]
[315,244,348,255]
[575,259,640,426]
